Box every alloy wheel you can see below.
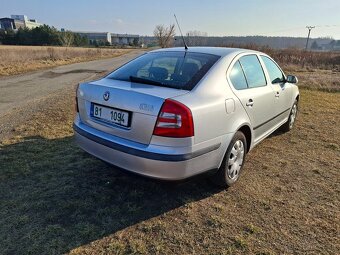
[289,104,297,129]
[227,140,245,180]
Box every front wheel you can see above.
[281,100,298,132]
[211,131,247,188]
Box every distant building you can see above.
[75,31,139,46]
[11,15,42,29]
[0,17,25,30]
[111,33,139,45]
[0,14,42,30]
[75,31,112,45]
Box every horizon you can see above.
[1,0,340,39]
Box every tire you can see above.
[281,100,298,133]
[211,131,247,188]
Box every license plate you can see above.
[91,103,130,127]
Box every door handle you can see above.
[246,99,254,107]
[275,92,280,98]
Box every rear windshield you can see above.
[107,51,220,90]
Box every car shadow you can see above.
[268,127,287,138]
[0,136,223,254]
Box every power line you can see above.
[305,26,315,50]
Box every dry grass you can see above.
[264,48,340,71]
[278,54,340,92]
[291,69,340,93]
[0,45,132,76]
[0,69,339,254]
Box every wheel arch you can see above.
[237,125,252,153]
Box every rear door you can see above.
[228,54,276,140]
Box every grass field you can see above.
[0,45,132,76]
[293,69,340,92]
[0,68,339,254]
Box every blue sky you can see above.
[1,0,340,39]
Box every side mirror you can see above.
[286,75,298,84]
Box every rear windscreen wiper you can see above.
[129,76,162,86]
[129,76,182,89]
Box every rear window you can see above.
[107,51,220,90]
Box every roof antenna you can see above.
[174,14,188,50]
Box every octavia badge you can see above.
[103,91,110,101]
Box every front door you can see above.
[260,55,293,124]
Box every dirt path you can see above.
[0,50,145,140]
[0,50,144,117]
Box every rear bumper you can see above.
[73,117,227,180]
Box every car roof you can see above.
[150,46,261,57]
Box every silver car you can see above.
[74,47,299,187]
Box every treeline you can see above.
[0,25,88,47]
[221,43,340,70]
[142,35,336,50]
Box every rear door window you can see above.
[239,55,267,88]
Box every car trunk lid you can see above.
[77,78,189,145]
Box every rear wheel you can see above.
[211,131,247,188]
[281,100,298,132]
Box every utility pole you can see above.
[305,26,315,50]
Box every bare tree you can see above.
[153,24,175,48]
[59,31,74,47]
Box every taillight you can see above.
[153,99,194,138]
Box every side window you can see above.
[261,56,285,84]
[239,55,267,88]
[229,61,248,90]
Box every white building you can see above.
[10,15,42,29]
[111,33,139,45]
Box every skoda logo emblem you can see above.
[103,91,110,101]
